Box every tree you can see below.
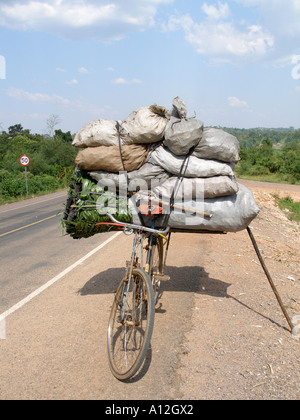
[46,114,61,137]
[8,124,24,138]
[54,129,73,143]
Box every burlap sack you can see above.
[163,117,203,156]
[153,176,239,200]
[130,184,259,233]
[193,127,240,163]
[122,105,168,144]
[72,119,125,148]
[148,145,235,178]
[75,144,149,172]
[88,163,170,191]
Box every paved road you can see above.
[0,191,118,314]
[0,191,204,399]
[2,182,299,400]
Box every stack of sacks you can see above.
[133,113,259,232]
[62,104,170,239]
[63,97,259,239]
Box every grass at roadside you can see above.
[236,172,300,185]
[274,194,300,223]
[0,187,67,206]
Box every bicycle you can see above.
[100,211,170,381]
[65,170,297,380]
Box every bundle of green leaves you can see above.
[62,169,132,239]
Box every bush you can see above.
[0,175,26,198]
[238,140,300,183]
[0,173,67,200]
[275,195,300,222]
[0,128,77,202]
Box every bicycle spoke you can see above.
[107,268,155,381]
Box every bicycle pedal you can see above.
[154,274,170,282]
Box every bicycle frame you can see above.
[103,211,171,380]
[97,213,170,238]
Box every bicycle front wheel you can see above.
[107,268,155,381]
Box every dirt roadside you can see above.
[177,179,300,400]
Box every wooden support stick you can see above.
[247,226,294,332]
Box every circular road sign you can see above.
[20,155,30,167]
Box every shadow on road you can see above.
[78,265,285,331]
[78,265,231,298]
[78,265,231,382]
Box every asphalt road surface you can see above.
[0,191,202,399]
[0,191,119,314]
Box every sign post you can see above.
[19,155,30,197]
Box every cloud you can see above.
[7,87,70,105]
[112,78,142,85]
[165,12,274,60]
[234,0,300,62]
[202,2,230,20]
[163,1,300,62]
[228,96,250,109]
[6,86,110,117]
[65,79,79,85]
[78,67,89,74]
[235,0,300,37]
[0,0,174,41]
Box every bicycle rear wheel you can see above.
[107,268,155,381]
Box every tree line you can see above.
[222,127,300,184]
[0,123,299,203]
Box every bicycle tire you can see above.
[107,268,155,381]
[149,237,164,303]
[152,236,164,274]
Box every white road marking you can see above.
[0,231,121,337]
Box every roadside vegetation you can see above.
[224,127,300,185]
[0,123,299,204]
[274,195,300,223]
[0,123,77,204]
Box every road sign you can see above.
[20,155,30,167]
[19,155,30,196]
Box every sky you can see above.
[0,0,300,135]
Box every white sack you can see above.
[168,184,259,232]
[153,176,239,200]
[193,127,240,163]
[89,163,170,191]
[122,106,168,144]
[72,119,124,148]
[148,145,235,178]
[130,184,259,233]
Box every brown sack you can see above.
[75,144,149,172]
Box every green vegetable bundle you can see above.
[62,169,132,239]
